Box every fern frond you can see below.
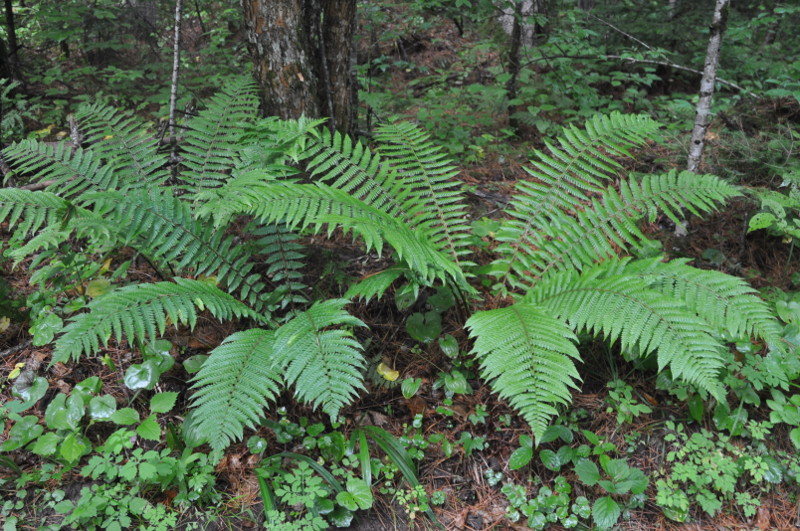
[374,122,472,263]
[75,102,169,187]
[494,113,661,291]
[0,189,71,239]
[613,257,784,347]
[2,141,117,202]
[190,329,281,451]
[301,128,412,223]
[345,267,408,302]
[251,224,308,309]
[89,188,273,313]
[466,305,580,443]
[199,178,466,286]
[526,263,727,398]
[53,278,262,363]
[179,77,259,194]
[508,171,740,287]
[273,299,366,419]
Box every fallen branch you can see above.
[0,339,32,359]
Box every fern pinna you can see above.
[0,78,786,453]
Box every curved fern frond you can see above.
[2,141,117,202]
[199,178,467,286]
[345,267,408,302]
[0,189,71,240]
[190,329,280,451]
[302,128,412,224]
[273,299,366,419]
[526,263,727,398]
[466,305,580,443]
[75,102,169,187]
[53,278,263,363]
[374,121,472,263]
[494,112,661,291]
[251,224,308,309]
[89,188,273,313]
[179,77,259,194]
[612,257,784,347]
[508,172,741,288]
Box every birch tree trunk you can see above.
[242,0,356,134]
[686,0,730,173]
[676,0,730,237]
[168,0,182,147]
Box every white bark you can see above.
[168,0,183,146]
[687,0,730,173]
[676,0,730,237]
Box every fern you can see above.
[75,101,169,187]
[301,122,472,267]
[87,188,274,313]
[53,278,263,364]
[3,89,786,456]
[374,121,472,264]
[505,171,741,288]
[525,263,727,400]
[199,178,466,286]
[611,257,785,347]
[466,305,581,442]
[345,267,408,302]
[179,77,259,194]
[272,299,366,419]
[251,224,308,309]
[2,142,119,203]
[0,189,72,241]
[494,112,661,291]
[190,329,281,451]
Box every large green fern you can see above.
[2,84,788,456]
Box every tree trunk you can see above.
[242,0,356,134]
[3,0,20,79]
[686,0,730,173]
[676,0,730,237]
[506,2,523,134]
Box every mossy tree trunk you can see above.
[242,0,356,134]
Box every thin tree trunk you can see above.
[506,1,523,134]
[687,0,729,173]
[676,0,730,237]
[0,35,11,79]
[168,0,182,147]
[3,0,20,79]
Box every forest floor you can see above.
[3,7,800,531]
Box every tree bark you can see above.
[3,0,20,79]
[242,0,356,134]
[168,0,183,147]
[686,0,730,173]
[676,0,730,237]
[505,2,523,133]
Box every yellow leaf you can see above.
[99,258,112,275]
[103,135,114,140]
[197,275,218,286]
[86,278,112,298]
[0,316,10,333]
[8,362,25,380]
[377,362,399,382]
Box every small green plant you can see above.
[574,456,648,529]
[656,420,793,522]
[502,478,589,530]
[605,379,653,425]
